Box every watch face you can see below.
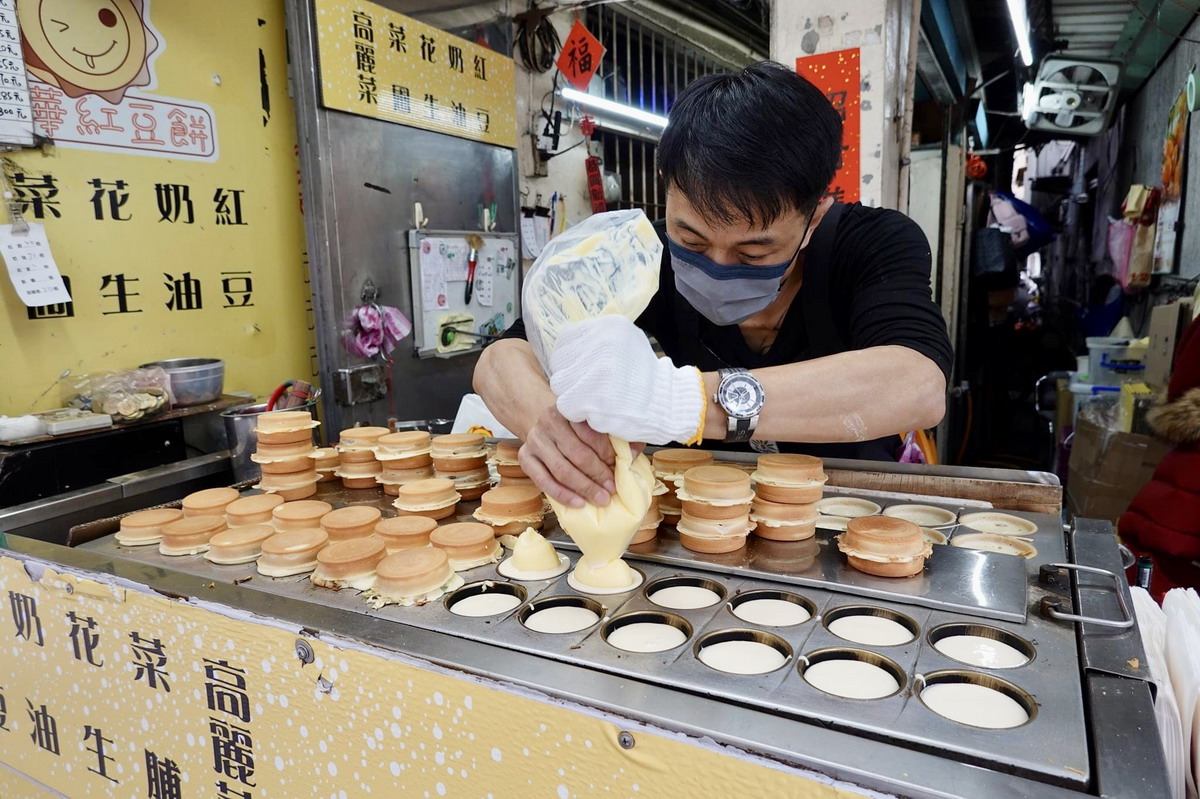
[718,374,765,418]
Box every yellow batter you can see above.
[549,437,655,588]
[511,528,562,572]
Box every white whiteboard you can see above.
[407,230,520,358]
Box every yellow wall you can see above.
[0,1,313,415]
[0,553,864,797]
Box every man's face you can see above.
[664,188,829,269]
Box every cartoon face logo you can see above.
[20,0,160,102]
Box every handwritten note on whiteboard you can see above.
[0,0,34,147]
[476,260,494,307]
[1,223,71,306]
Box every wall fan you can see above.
[1021,56,1121,137]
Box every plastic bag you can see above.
[972,227,1018,291]
[522,209,662,375]
[63,367,174,421]
[1107,217,1135,287]
[897,430,926,464]
[988,191,1056,257]
[451,393,515,439]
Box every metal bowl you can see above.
[140,358,225,406]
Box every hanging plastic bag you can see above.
[1107,216,1136,289]
[988,191,1056,257]
[521,209,662,375]
[972,226,1019,291]
[1120,184,1160,290]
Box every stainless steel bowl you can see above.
[140,358,225,406]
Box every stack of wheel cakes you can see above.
[249,411,321,499]
[490,439,534,488]
[431,433,492,499]
[675,466,757,553]
[375,431,435,495]
[749,454,825,542]
[652,449,714,527]
[334,426,389,489]
[152,487,239,556]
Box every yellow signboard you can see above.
[314,0,518,148]
[0,1,315,415]
[0,553,855,798]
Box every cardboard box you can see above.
[1144,300,1192,389]
[1067,418,1172,522]
[1119,382,1155,434]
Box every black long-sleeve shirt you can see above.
[503,203,952,461]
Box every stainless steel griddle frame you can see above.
[8,519,1166,797]
[77,526,1087,786]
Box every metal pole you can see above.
[896,0,923,213]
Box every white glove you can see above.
[549,316,705,445]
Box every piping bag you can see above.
[522,210,663,587]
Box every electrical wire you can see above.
[544,138,586,159]
[515,2,562,73]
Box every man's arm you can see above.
[700,345,946,442]
[472,338,551,441]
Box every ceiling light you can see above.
[559,87,668,129]
[1006,0,1033,67]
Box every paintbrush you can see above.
[464,233,483,305]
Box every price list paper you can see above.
[0,0,34,147]
[1,222,71,306]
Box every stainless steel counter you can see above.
[3,474,1169,799]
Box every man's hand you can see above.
[549,316,706,446]
[519,403,619,508]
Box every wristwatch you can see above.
[714,368,765,443]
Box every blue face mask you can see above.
[668,230,805,327]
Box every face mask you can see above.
[669,216,810,326]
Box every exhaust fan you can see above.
[1021,56,1121,137]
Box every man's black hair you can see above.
[657,60,843,227]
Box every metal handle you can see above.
[1117,543,1136,570]
[1039,563,1134,629]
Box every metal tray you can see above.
[81,512,1088,788]
[546,494,1062,624]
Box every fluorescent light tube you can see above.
[560,87,669,129]
[1006,0,1033,67]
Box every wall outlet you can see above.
[529,134,549,178]
[334,364,386,406]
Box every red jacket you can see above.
[1120,387,1200,558]
[1120,441,1200,559]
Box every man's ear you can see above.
[802,196,836,247]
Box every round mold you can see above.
[822,604,919,646]
[644,576,726,610]
[518,595,606,634]
[601,611,692,653]
[694,628,792,675]
[445,581,528,618]
[799,647,906,700]
[927,623,1035,669]
[728,590,817,627]
[914,669,1037,729]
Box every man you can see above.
[474,61,951,509]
